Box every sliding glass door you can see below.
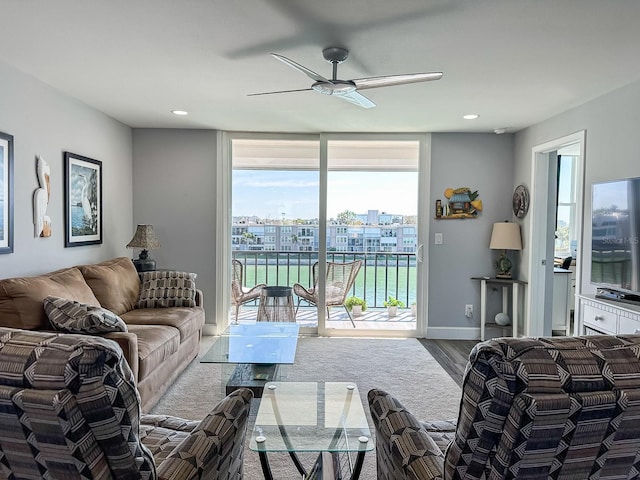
[230,136,320,333]
[323,138,420,333]
[227,133,428,337]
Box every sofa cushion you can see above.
[126,324,181,379]
[122,307,204,342]
[137,271,197,309]
[79,257,140,315]
[0,268,101,330]
[44,295,128,334]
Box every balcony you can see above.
[232,251,417,327]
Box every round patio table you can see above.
[257,286,296,322]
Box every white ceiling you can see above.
[2,0,640,134]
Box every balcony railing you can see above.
[232,251,417,309]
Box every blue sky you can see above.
[233,170,418,220]
[593,179,631,212]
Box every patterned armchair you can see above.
[0,327,253,479]
[369,334,640,479]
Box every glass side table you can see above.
[250,382,373,480]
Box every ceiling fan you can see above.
[248,47,443,109]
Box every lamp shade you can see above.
[126,225,160,250]
[489,222,522,251]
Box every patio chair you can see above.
[368,334,640,480]
[0,327,253,480]
[231,259,267,323]
[293,260,362,327]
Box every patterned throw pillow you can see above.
[44,296,128,334]
[136,271,197,309]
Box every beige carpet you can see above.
[151,335,462,479]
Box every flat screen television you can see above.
[591,176,640,303]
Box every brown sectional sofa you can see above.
[0,256,205,412]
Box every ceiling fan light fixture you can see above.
[171,110,189,116]
[463,114,479,120]
[312,81,356,95]
[251,48,443,109]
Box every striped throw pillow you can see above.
[136,270,197,309]
[44,296,128,333]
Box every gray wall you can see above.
[514,78,640,298]
[0,61,133,278]
[427,133,515,338]
[132,129,218,323]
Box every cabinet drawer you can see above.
[583,304,617,334]
[619,316,640,334]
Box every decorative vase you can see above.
[352,305,363,317]
[495,312,511,325]
[387,306,398,317]
[411,304,417,316]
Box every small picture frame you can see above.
[64,152,102,247]
[0,131,14,254]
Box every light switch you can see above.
[435,233,443,245]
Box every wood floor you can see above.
[418,339,478,388]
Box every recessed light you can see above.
[463,114,479,120]
[171,110,189,116]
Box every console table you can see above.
[472,277,527,341]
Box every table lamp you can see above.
[126,224,160,272]
[489,221,522,278]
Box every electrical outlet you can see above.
[465,304,473,318]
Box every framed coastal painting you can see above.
[64,152,102,247]
[0,131,14,254]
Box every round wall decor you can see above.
[512,184,529,218]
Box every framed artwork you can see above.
[64,152,102,247]
[0,131,14,254]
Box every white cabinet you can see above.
[578,294,640,335]
[552,269,572,334]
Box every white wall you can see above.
[0,61,133,278]
[514,78,640,297]
[132,129,218,324]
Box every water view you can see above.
[239,259,417,309]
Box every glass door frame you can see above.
[217,131,431,338]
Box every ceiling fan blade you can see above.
[247,87,313,97]
[353,72,443,90]
[271,53,331,83]
[335,90,376,109]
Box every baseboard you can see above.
[426,326,479,340]
[203,324,217,336]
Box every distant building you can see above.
[231,210,416,253]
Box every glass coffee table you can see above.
[200,322,299,397]
[250,382,373,480]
